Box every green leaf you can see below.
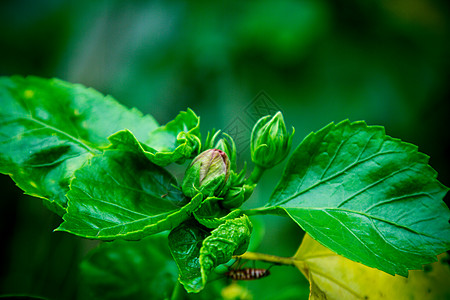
[109,109,201,166]
[0,76,158,214]
[169,215,252,293]
[268,120,450,276]
[56,150,202,240]
[79,234,178,300]
[168,221,211,294]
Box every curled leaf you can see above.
[169,215,252,293]
[109,109,200,166]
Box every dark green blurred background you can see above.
[1,0,449,299]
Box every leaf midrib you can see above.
[273,149,406,206]
[19,116,98,154]
[69,195,176,228]
[286,206,439,241]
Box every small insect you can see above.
[223,258,273,281]
[225,267,270,281]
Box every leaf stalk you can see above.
[237,251,295,266]
[171,280,185,300]
[247,165,266,185]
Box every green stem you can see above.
[247,165,266,185]
[242,206,282,216]
[243,165,266,200]
[171,281,184,300]
[237,251,295,266]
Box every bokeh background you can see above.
[1,0,449,299]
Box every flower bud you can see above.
[182,149,231,197]
[250,112,294,168]
[222,186,246,209]
[214,133,237,171]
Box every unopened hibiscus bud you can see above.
[182,149,231,197]
[214,133,237,170]
[251,112,294,169]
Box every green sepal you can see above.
[220,163,248,209]
[56,150,203,240]
[222,186,246,209]
[202,129,220,151]
[192,197,227,219]
[192,196,242,228]
[203,130,238,171]
[0,76,158,214]
[194,209,242,229]
[216,133,237,171]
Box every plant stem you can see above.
[241,206,281,216]
[243,166,266,200]
[171,281,184,300]
[237,251,295,266]
[247,165,265,185]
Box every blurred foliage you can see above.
[1,0,449,299]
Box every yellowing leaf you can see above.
[308,274,327,300]
[294,234,450,300]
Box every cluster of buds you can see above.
[181,112,293,208]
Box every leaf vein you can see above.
[363,192,432,213]
[17,116,97,153]
[337,165,413,208]
[323,210,395,268]
[277,149,406,205]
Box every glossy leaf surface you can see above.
[269,120,450,276]
[169,216,252,293]
[57,150,202,240]
[168,221,211,293]
[0,76,158,214]
[294,234,450,300]
[109,109,200,166]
